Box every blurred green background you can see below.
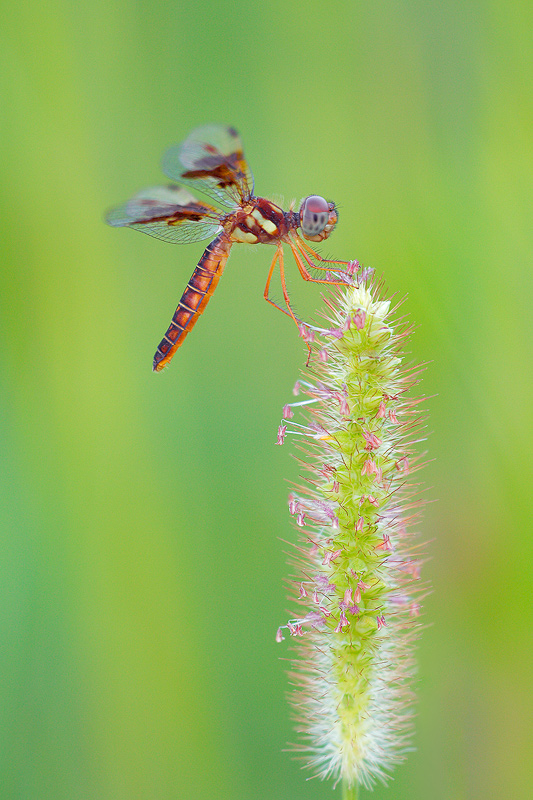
[1,1,532,798]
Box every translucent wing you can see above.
[161,124,254,209]
[105,184,222,244]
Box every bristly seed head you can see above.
[276,269,428,791]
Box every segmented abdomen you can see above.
[153,233,232,371]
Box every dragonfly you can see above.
[106,124,350,371]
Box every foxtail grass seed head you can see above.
[276,264,428,791]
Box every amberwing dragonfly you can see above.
[106,124,350,371]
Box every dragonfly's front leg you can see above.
[292,232,352,272]
[287,238,351,287]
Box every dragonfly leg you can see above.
[278,244,312,363]
[288,238,350,287]
[264,246,294,319]
[292,232,351,270]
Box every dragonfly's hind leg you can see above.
[264,244,311,362]
[264,245,293,319]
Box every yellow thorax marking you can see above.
[232,227,258,244]
[251,208,277,234]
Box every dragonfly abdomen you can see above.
[153,233,232,371]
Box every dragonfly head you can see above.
[299,195,338,242]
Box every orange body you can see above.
[153,233,232,371]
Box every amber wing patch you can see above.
[161,124,254,208]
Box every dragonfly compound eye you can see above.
[299,195,333,240]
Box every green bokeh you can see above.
[1,1,532,798]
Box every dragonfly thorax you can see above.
[228,198,292,244]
